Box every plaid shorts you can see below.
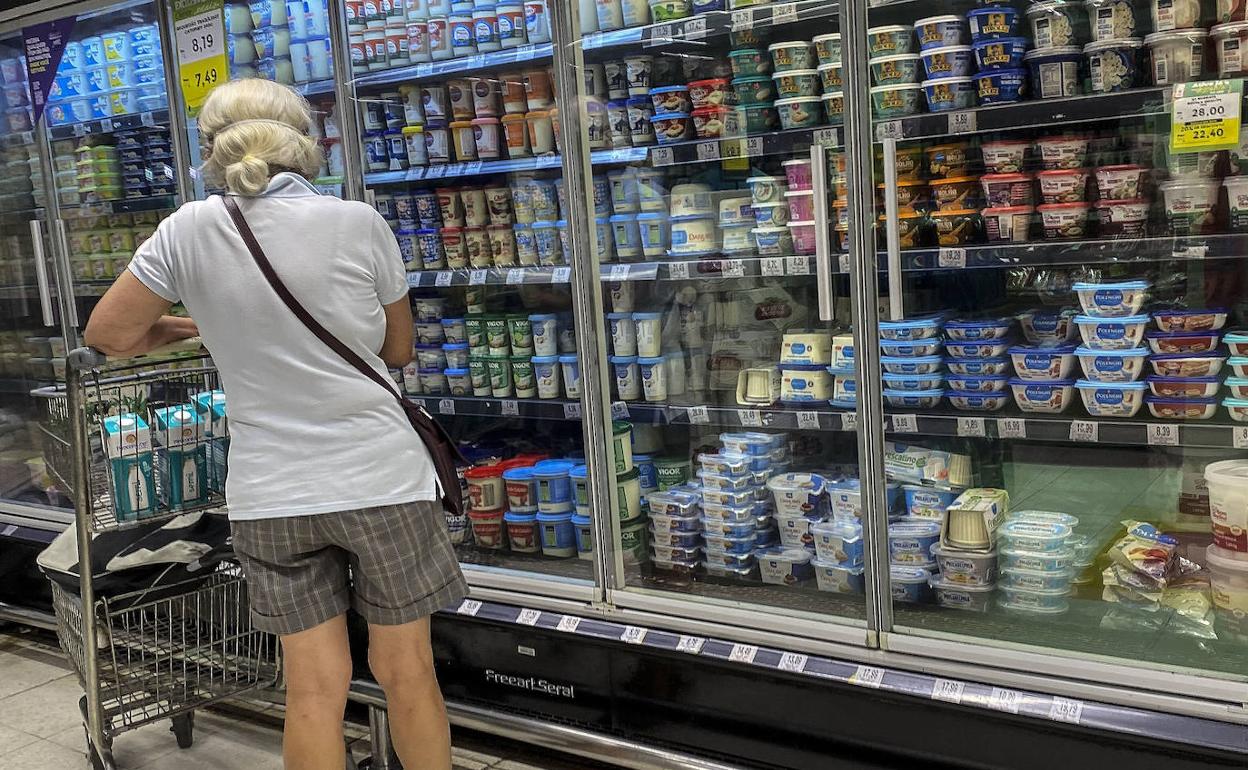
[231,500,468,635]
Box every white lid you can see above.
[921,77,974,86]
[783,189,814,197]
[914,14,963,25]
[867,25,913,34]
[1206,543,1248,571]
[812,33,842,42]
[781,158,812,167]
[773,68,819,77]
[921,44,973,55]
[787,220,816,226]
[1144,29,1208,44]
[817,62,842,71]
[869,52,921,63]
[1211,20,1248,37]
[869,83,923,93]
[768,40,813,51]
[746,175,786,183]
[774,96,823,105]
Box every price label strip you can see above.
[728,644,759,663]
[850,665,885,689]
[172,0,228,115]
[1171,79,1242,154]
[997,417,1027,439]
[457,599,482,616]
[620,625,648,645]
[931,678,965,704]
[516,608,541,626]
[556,615,582,633]
[676,635,705,654]
[1147,423,1180,446]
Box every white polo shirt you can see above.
[128,173,437,520]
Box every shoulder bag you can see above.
[221,195,467,517]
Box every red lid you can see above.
[465,465,505,479]
[688,77,730,88]
[692,104,731,117]
[983,205,1034,214]
[467,508,505,519]
[1037,167,1089,176]
[1036,202,1090,210]
[981,173,1032,182]
[1095,164,1143,172]
[1094,198,1148,206]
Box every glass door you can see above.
[860,0,1248,687]
[562,1,877,638]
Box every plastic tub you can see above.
[1073,280,1149,317]
[1085,38,1143,92]
[1024,46,1082,98]
[688,78,733,108]
[881,339,944,358]
[1095,198,1149,238]
[1038,202,1091,238]
[870,53,922,85]
[814,32,842,65]
[1009,344,1076,380]
[946,358,1009,376]
[889,519,941,567]
[1017,310,1078,345]
[1152,352,1227,378]
[902,485,960,520]
[974,37,1028,70]
[1144,29,1206,85]
[982,138,1030,173]
[930,576,994,611]
[766,473,828,517]
[1212,21,1248,77]
[915,15,966,50]
[881,355,945,375]
[931,544,998,586]
[968,5,1022,39]
[891,566,935,603]
[1075,379,1147,416]
[1075,314,1149,349]
[946,318,1013,341]
[929,176,979,211]
[1038,168,1089,204]
[1159,179,1220,236]
[1228,175,1248,230]
[922,77,976,112]
[811,519,864,565]
[948,390,1010,411]
[867,25,914,57]
[884,388,946,409]
[920,46,972,79]
[870,84,924,118]
[757,548,815,586]
[998,519,1072,552]
[883,373,946,391]
[945,340,1011,359]
[1028,1,1089,47]
[1146,396,1218,420]
[469,509,506,549]
[1009,378,1076,413]
[1205,545,1248,637]
[769,40,816,72]
[1226,398,1248,421]
[774,97,823,129]
[774,69,821,99]
[946,374,1010,393]
[999,585,1070,614]
[981,174,1034,208]
[879,315,944,341]
[1146,330,1222,355]
[1000,546,1074,573]
[1094,164,1145,200]
[975,68,1028,104]
[1226,377,1248,398]
[504,511,540,552]
[1001,567,1073,592]
[812,559,865,594]
[650,112,693,144]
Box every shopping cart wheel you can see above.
[170,712,194,749]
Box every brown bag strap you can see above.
[221,195,405,407]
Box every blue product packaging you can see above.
[153,405,208,511]
[191,391,229,495]
[102,413,156,521]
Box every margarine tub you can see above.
[880,338,943,357]
[1075,378,1146,416]
[903,484,960,519]
[719,432,780,456]
[881,355,944,375]
[882,372,945,391]
[945,340,1012,359]
[812,559,865,594]
[885,388,945,408]
[945,318,1013,341]
[777,513,820,548]
[946,358,1010,376]
[1075,314,1148,349]
[1009,344,1076,380]
[1017,308,1079,345]
[945,373,1009,392]
[781,364,832,402]
[781,332,833,364]
[930,543,997,585]
[1009,378,1076,413]
[1073,279,1149,317]
[891,565,935,603]
[1075,345,1149,381]
[879,314,944,340]
[811,519,864,565]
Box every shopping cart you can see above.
[35,348,278,770]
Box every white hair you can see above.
[198,78,322,196]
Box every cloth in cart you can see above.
[37,512,233,603]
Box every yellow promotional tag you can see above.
[1170,79,1243,154]
[173,0,228,116]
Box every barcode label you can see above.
[516,608,541,626]
[728,644,758,663]
[621,625,647,644]
[932,678,965,704]
[697,141,720,161]
[457,599,482,616]
[988,687,1022,714]
[688,405,710,424]
[997,418,1026,439]
[1146,423,1179,446]
[851,665,885,688]
[1069,420,1098,443]
[676,635,705,654]
[956,417,986,437]
[737,409,763,427]
[938,247,967,268]
[438,399,455,414]
[892,414,918,433]
[469,269,488,285]
[1049,697,1083,725]
[506,268,526,284]
[556,615,582,632]
[500,400,519,416]
[552,266,571,283]
[778,652,808,673]
[796,411,820,430]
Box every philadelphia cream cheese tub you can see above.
[929,575,994,611]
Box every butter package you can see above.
[780,364,831,402]
[780,332,833,365]
[735,365,780,405]
[101,413,156,521]
[191,391,228,494]
[942,487,1010,552]
[832,334,855,370]
[153,405,208,510]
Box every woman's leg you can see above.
[367,618,453,770]
[281,614,353,770]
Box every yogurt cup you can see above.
[1144,29,1207,85]
[1010,344,1077,380]
[1159,179,1220,236]
[1073,279,1149,316]
[1009,378,1076,413]
[1073,346,1148,381]
[1085,38,1143,92]
[975,68,1028,103]
[922,76,977,112]
[1075,378,1147,416]
[1024,46,1082,98]
[1075,314,1149,349]
[870,53,922,85]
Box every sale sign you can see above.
[23,17,75,125]
[1170,79,1243,155]
[172,0,227,116]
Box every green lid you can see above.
[612,420,631,436]
[616,466,640,482]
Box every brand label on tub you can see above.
[1171,80,1242,154]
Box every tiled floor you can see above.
[0,631,595,770]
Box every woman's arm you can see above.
[379,297,413,368]
[84,271,199,357]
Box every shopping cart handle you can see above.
[68,347,107,370]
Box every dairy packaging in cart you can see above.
[191,391,229,494]
[153,405,208,510]
[101,413,156,521]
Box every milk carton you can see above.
[101,413,155,521]
[153,405,208,510]
[191,391,228,494]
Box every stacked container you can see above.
[1072,279,1151,418]
[997,509,1078,615]
[45,22,167,126]
[698,433,785,581]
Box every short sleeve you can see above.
[369,210,408,305]
[126,214,180,303]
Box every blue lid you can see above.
[558,354,579,363]
[1074,346,1149,357]
[651,112,690,120]
[502,466,534,480]
[637,356,665,365]
[782,362,829,371]
[1225,331,1248,342]
[536,511,574,522]
[627,95,651,104]
[890,518,942,536]
[945,317,1012,329]
[556,219,569,227]
[946,357,1009,364]
[1075,379,1146,390]
[531,355,558,363]
[415,227,439,235]
[609,355,638,364]
[1072,280,1150,291]
[882,373,944,381]
[504,511,536,522]
[636,212,667,221]
[950,374,1009,383]
[1074,314,1148,324]
[571,513,593,524]
[1153,307,1227,317]
[948,389,1008,398]
[594,216,610,224]
[1154,351,1226,360]
[1146,329,1221,339]
[609,213,636,223]
[444,367,469,375]
[632,311,663,320]
[731,75,772,84]
[881,355,944,365]
[443,342,468,349]
[1007,344,1076,355]
[669,213,717,222]
[1145,395,1216,405]
[441,317,464,324]
[1008,378,1074,386]
[884,388,945,397]
[513,222,531,230]
[529,312,558,321]
[1224,397,1248,407]
[890,565,934,582]
[649,85,689,93]
[967,4,1016,15]
[1147,375,1218,384]
[975,67,1027,78]
[606,311,633,319]
[972,36,1027,47]
[1226,377,1248,385]
[570,464,588,479]
[533,459,576,475]
[533,219,556,227]
[880,315,943,330]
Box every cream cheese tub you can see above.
[1206,544,1248,640]
[1074,345,1147,381]
[767,472,829,517]
[931,543,997,586]
[1145,29,1207,85]
[1073,279,1149,317]
[1151,352,1227,378]
[1075,378,1146,416]
[1075,313,1149,349]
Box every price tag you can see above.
[761,257,786,277]
[438,398,455,414]
[772,1,798,24]
[722,259,745,277]
[457,599,482,616]
[462,161,483,175]
[841,412,858,431]
[651,147,675,166]
[621,625,648,644]
[406,273,422,288]
[676,635,705,654]
[173,0,228,114]
[838,253,851,273]
[469,269,488,285]
[556,615,582,633]
[500,400,519,416]
[516,608,541,626]
[609,263,630,281]
[667,261,690,279]
[876,120,904,141]
[435,270,454,287]
[688,405,710,424]
[697,141,721,161]
[647,23,673,45]
[737,409,763,427]
[813,127,839,148]
[744,136,764,156]
[406,168,424,181]
[683,16,707,40]
[850,665,885,689]
[71,123,88,137]
[948,110,977,134]
[1171,80,1242,154]
[796,411,821,430]
[611,401,630,419]
[728,644,758,663]
[997,418,1027,439]
[426,165,445,178]
[552,266,571,283]
[563,402,582,419]
[938,247,967,268]
[731,8,753,30]
[785,256,811,275]
[505,268,525,284]
[988,687,1022,714]
[778,652,808,673]
[1069,420,1099,443]
[1049,697,1084,725]
[956,417,986,437]
[1147,423,1180,446]
[1234,426,1248,449]
[412,398,428,411]
[892,414,918,433]
[932,678,965,704]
